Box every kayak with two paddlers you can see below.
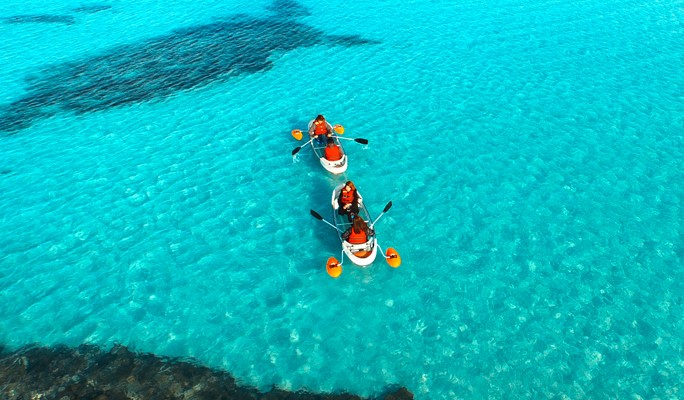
[310,183,401,278]
[290,120,368,175]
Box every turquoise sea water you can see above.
[1,0,683,398]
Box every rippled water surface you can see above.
[1,0,683,398]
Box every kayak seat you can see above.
[344,241,372,253]
[345,241,374,258]
[329,158,345,167]
[353,250,373,258]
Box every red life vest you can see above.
[348,228,367,244]
[325,145,342,161]
[314,121,328,135]
[340,189,354,205]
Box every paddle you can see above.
[292,137,314,156]
[370,201,392,228]
[311,207,347,278]
[310,209,344,233]
[336,137,369,145]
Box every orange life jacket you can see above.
[314,121,328,135]
[348,228,367,244]
[325,145,342,161]
[340,189,354,205]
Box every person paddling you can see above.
[338,181,360,222]
[342,216,374,244]
[324,137,343,161]
[308,114,332,143]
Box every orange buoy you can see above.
[333,124,344,135]
[326,257,342,278]
[291,129,303,140]
[385,248,401,268]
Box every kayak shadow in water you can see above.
[0,0,378,134]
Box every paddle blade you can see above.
[292,146,302,156]
[327,257,342,278]
[310,209,323,220]
[292,129,303,140]
[355,138,369,145]
[385,248,401,268]
[383,201,393,213]
[333,124,344,135]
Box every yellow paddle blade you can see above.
[333,124,344,135]
[291,129,303,140]
[326,257,342,278]
[385,248,401,268]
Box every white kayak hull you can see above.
[308,120,348,175]
[331,184,378,267]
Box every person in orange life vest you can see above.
[308,114,332,144]
[342,216,374,244]
[337,181,360,222]
[324,137,343,161]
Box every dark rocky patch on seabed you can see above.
[0,344,414,400]
[2,15,75,25]
[71,5,113,14]
[0,0,378,134]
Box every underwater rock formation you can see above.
[0,0,377,134]
[0,343,414,400]
[2,15,75,25]
[71,5,113,14]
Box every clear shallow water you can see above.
[1,0,683,398]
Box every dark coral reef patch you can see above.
[0,1,377,134]
[0,343,413,400]
[2,15,75,25]
[72,5,113,14]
